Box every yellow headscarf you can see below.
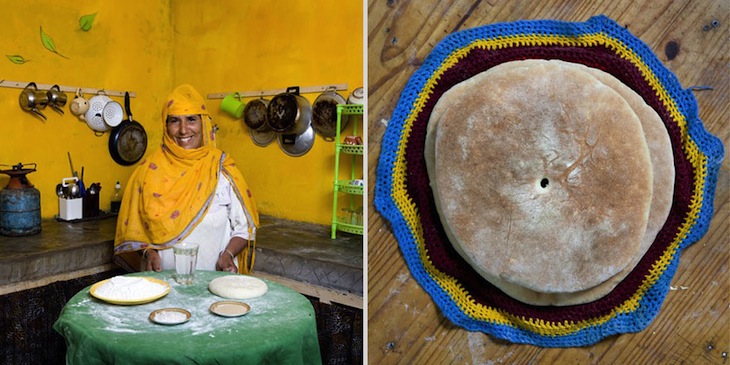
[114,84,260,273]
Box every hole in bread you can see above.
[540,178,550,188]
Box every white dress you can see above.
[157,173,250,271]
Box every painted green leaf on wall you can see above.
[79,13,97,31]
[40,26,69,59]
[6,55,29,64]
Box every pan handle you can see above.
[124,91,133,121]
[286,86,300,95]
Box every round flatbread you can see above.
[208,275,268,300]
[426,59,654,295]
[426,60,674,306]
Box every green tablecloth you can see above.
[53,270,322,365]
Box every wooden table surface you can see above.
[366,1,728,364]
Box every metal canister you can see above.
[0,163,41,236]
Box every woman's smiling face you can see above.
[166,114,203,149]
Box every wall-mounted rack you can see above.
[0,79,136,98]
[207,83,348,99]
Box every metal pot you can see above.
[311,86,347,141]
[243,97,270,131]
[18,82,49,121]
[267,86,311,135]
[47,84,67,115]
[278,125,315,157]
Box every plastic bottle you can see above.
[111,181,122,213]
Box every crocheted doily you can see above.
[374,15,725,347]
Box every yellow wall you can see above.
[0,0,364,225]
[171,0,364,223]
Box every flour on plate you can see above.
[154,310,188,324]
[95,276,167,301]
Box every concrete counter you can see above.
[0,215,364,307]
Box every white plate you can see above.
[210,301,251,317]
[149,308,191,325]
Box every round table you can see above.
[53,270,322,365]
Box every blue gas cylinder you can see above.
[0,163,41,236]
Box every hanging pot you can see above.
[246,97,277,147]
[343,86,364,132]
[311,86,347,142]
[347,87,364,105]
[69,89,90,118]
[18,82,49,121]
[243,97,270,131]
[278,124,315,157]
[267,86,311,135]
[85,92,113,135]
[47,84,67,115]
[109,92,148,166]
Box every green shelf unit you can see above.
[334,221,364,235]
[338,144,364,155]
[331,103,364,239]
[336,180,364,195]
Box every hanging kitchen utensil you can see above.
[0,163,41,236]
[267,86,311,135]
[102,100,124,127]
[85,92,113,135]
[347,87,364,105]
[311,86,347,141]
[249,127,277,147]
[245,97,276,146]
[18,82,49,121]
[108,92,147,166]
[278,124,315,157]
[69,89,90,119]
[243,97,270,131]
[47,84,67,115]
[344,87,364,129]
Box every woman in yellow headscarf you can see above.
[114,84,259,274]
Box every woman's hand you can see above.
[145,249,162,272]
[216,251,237,273]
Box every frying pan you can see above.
[108,92,148,166]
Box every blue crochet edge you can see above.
[374,15,724,347]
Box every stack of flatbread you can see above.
[425,59,675,306]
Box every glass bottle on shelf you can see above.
[110,181,122,213]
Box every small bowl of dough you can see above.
[149,308,191,325]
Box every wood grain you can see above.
[367,0,729,364]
